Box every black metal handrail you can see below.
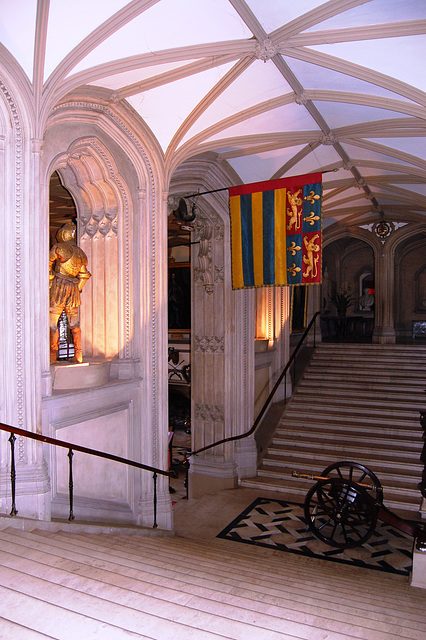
[0,422,170,528]
[184,311,321,495]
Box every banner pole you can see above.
[183,168,337,200]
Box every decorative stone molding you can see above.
[194,403,224,422]
[320,132,337,145]
[255,38,278,62]
[359,220,408,244]
[194,335,224,353]
[67,146,119,239]
[193,212,214,292]
[295,92,308,106]
[214,265,224,284]
[0,80,25,451]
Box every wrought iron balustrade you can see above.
[0,422,170,529]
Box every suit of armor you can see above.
[49,223,91,363]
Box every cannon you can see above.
[292,461,426,550]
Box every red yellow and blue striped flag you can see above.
[229,172,322,290]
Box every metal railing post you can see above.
[9,433,18,517]
[68,448,75,521]
[184,455,190,500]
[153,472,158,528]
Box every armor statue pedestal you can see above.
[50,359,111,390]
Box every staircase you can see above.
[0,523,425,639]
[242,343,426,512]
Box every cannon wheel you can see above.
[304,477,379,549]
[322,460,383,504]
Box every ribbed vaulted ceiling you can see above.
[1,0,425,229]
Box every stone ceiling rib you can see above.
[33,0,49,107]
[43,0,161,101]
[281,46,426,106]
[370,174,426,185]
[325,192,370,208]
[271,144,321,181]
[166,56,254,161]
[345,138,426,170]
[306,90,425,119]
[179,93,296,150]
[352,161,426,178]
[323,185,350,202]
[270,0,372,43]
[186,133,318,168]
[377,183,426,205]
[219,138,314,160]
[284,21,426,46]
[322,206,372,219]
[57,40,255,101]
[334,118,426,138]
[111,53,239,100]
[227,0,268,41]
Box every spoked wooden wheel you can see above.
[304,478,378,549]
[322,460,383,504]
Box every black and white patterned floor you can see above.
[217,497,417,576]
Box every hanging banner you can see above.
[229,172,322,290]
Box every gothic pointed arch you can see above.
[49,137,133,362]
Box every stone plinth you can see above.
[51,360,111,390]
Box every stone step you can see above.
[257,457,422,494]
[256,468,422,504]
[255,341,426,511]
[277,421,421,436]
[257,460,422,490]
[313,343,426,354]
[0,550,289,640]
[279,413,418,429]
[273,428,422,448]
[284,403,419,420]
[1,528,416,640]
[304,367,424,382]
[311,360,422,368]
[309,349,426,360]
[297,378,425,393]
[240,476,421,511]
[294,386,426,405]
[269,438,422,458]
[260,450,423,474]
[0,618,55,640]
[6,527,416,607]
[5,528,425,632]
[0,583,147,639]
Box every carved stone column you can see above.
[0,84,50,520]
[189,204,255,495]
[373,244,396,343]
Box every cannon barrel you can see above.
[292,470,381,492]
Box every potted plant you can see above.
[329,287,355,316]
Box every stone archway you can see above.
[40,113,172,529]
[394,232,426,340]
[51,137,135,377]
[322,236,375,341]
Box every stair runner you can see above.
[0,525,425,639]
[242,343,426,512]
